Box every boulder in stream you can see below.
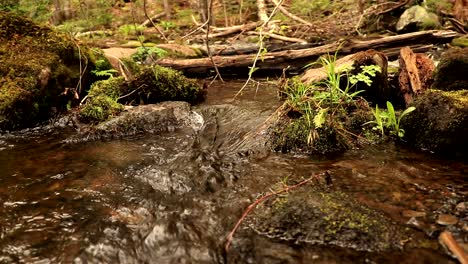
[401,89,468,156]
[69,101,203,143]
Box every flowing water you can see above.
[0,81,466,263]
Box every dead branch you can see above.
[194,22,262,39]
[74,30,113,38]
[225,172,325,251]
[143,0,168,42]
[141,11,166,27]
[268,0,312,26]
[248,30,307,43]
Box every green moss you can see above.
[128,65,205,105]
[79,78,126,122]
[451,37,468,48]
[79,66,205,123]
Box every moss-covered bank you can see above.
[0,11,103,130]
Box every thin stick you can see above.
[225,172,324,251]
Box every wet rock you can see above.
[250,186,408,251]
[396,5,440,32]
[433,48,468,91]
[401,89,468,156]
[436,214,458,225]
[68,101,203,143]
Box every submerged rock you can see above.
[396,5,440,32]
[401,89,468,156]
[250,186,408,251]
[0,11,104,130]
[432,48,468,91]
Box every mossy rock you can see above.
[432,48,468,91]
[396,5,440,32]
[401,89,468,156]
[0,11,104,130]
[250,186,408,251]
[79,66,205,123]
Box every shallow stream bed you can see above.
[0,80,466,263]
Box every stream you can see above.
[0,80,466,263]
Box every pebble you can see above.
[436,214,458,225]
[455,202,466,213]
[402,210,426,218]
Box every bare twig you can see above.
[141,11,166,27]
[118,85,146,101]
[205,0,224,83]
[247,30,307,43]
[143,0,168,42]
[268,0,312,26]
[225,172,325,251]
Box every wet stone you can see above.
[436,214,458,226]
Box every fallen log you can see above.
[155,30,459,75]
